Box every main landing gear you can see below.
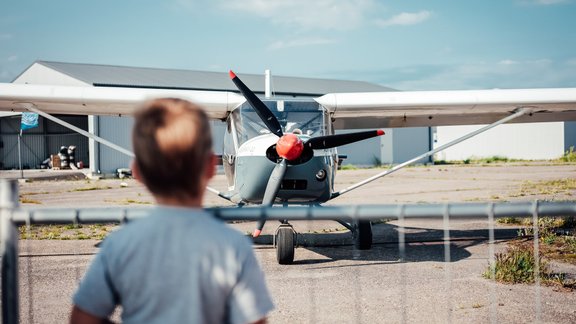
[353,220,373,250]
[273,220,373,265]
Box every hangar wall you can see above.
[336,127,431,166]
[91,117,227,175]
[433,122,575,161]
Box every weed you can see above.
[497,217,521,225]
[515,179,576,197]
[559,146,576,162]
[20,191,49,196]
[435,156,530,165]
[125,199,152,205]
[484,245,548,284]
[18,223,117,240]
[433,160,450,165]
[481,156,510,164]
[70,186,113,192]
[340,164,358,170]
[486,216,576,289]
[565,236,576,250]
[19,197,42,204]
[104,199,153,205]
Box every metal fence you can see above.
[1,179,576,323]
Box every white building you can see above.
[434,122,575,161]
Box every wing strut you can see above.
[22,103,135,158]
[19,103,227,198]
[330,108,533,199]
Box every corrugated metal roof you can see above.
[36,61,394,96]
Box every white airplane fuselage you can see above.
[222,100,338,204]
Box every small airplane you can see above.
[1,71,576,264]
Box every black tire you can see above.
[354,220,372,250]
[276,227,295,264]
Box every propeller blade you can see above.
[253,159,287,237]
[306,130,385,150]
[229,70,283,137]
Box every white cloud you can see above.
[267,38,337,50]
[217,0,378,30]
[376,59,576,90]
[375,11,431,27]
[517,0,571,5]
[0,33,13,41]
[533,0,570,4]
[499,59,520,65]
[7,55,18,62]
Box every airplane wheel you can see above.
[354,220,372,250]
[276,226,295,264]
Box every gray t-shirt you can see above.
[73,206,274,324]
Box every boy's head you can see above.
[132,98,213,200]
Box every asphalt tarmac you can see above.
[5,162,576,323]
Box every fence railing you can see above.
[1,179,576,323]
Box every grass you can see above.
[340,164,359,170]
[70,186,113,192]
[484,245,548,284]
[497,217,522,225]
[19,197,42,204]
[19,223,118,240]
[436,152,576,165]
[104,198,153,205]
[484,216,576,290]
[558,146,576,163]
[435,156,524,165]
[510,179,576,198]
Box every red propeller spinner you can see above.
[276,133,304,161]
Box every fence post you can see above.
[0,179,20,324]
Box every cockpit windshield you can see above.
[231,100,328,146]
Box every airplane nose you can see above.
[276,133,304,161]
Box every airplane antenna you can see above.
[265,69,272,98]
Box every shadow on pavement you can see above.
[255,223,520,265]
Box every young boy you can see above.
[70,98,274,324]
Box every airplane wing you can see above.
[0,83,245,119]
[3,83,575,127]
[316,88,576,129]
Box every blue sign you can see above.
[21,112,39,130]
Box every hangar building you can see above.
[1,61,573,176]
[2,61,430,176]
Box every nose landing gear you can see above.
[274,222,296,264]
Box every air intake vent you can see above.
[280,179,307,190]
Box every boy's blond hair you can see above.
[132,98,212,199]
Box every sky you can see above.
[1,0,575,90]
